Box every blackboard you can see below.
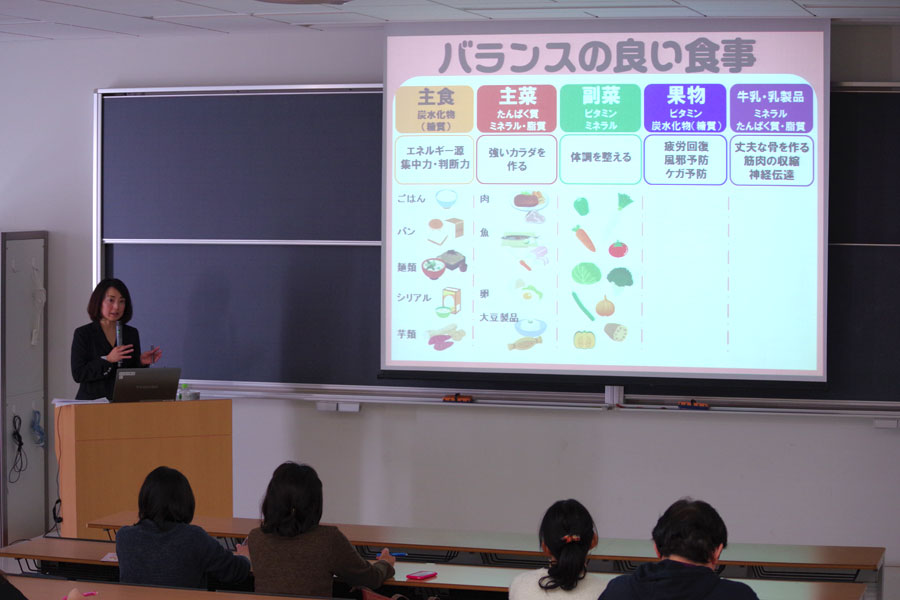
[101,88,900,401]
[827,91,900,245]
[103,92,382,241]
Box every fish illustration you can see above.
[501,233,538,248]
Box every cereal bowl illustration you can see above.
[435,189,457,209]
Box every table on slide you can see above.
[0,537,868,600]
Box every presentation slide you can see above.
[383,24,827,381]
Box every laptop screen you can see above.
[112,368,181,403]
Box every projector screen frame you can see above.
[381,18,830,384]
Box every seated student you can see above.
[0,571,28,600]
[248,462,396,597]
[599,498,758,600]
[1,570,89,600]
[509,499,607,600]
[116,466,251,589]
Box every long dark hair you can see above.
[260,462,323,537]
[137,466,195,531]
[538,499,596,591]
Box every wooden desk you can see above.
[85,514,885,600]
[596,537,885,570]
[88,512,885,571]
[56,400,233,540]
[6,575,303,600]
[388,563,866,600]
[1,542,868,600]
[0,536,116,567]
[90,511,257,541]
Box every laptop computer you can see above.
[111,367,181,403]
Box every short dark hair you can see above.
[652,498,728,564]
[538,499,596,591]
[137,466,195,530]
[260,462,323,537]
[86,278,133,323]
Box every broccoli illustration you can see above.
[607,267,633,287]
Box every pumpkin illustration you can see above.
[573,330,596,349]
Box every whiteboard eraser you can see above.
[315,401,337,412]
[873,419,898,429]
[337,402,360,413]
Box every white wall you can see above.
[233,399,900,558]
[0,22,898,566]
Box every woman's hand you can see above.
[140,346,162,366]
[106,344,133,363]
[236,539,251,563]
[377,547,396,566]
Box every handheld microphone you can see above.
[115,321,123,367]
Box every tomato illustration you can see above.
[609,241,628,258]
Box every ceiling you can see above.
[0,0,898,43]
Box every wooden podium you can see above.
[55,399,232,540]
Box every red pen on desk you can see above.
[62,593,97,599]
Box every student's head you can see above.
[137,466,195,530]
[652,498,728,565]
[260,462,323,537]
[537,499,597,591]
[87,278,133,323]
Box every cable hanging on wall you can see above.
[8,415,28,483]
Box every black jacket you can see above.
[71,321,143,400]
[599,560,759,600]
[116,520,250,589]
[0,577,28,600]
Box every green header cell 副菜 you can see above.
[560,84,641,133]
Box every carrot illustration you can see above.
[573,225,596,252]
[519,259,532,271]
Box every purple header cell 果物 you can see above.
[643,83,727,134]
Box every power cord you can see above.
[8,414,28,483]
[50,406,63,532]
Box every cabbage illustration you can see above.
[571,263,602,284]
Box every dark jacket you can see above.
[598,559,758,600]
[0,576,28,600]
[71,321,143,399]
[248,524,394,597]
[116,520,250,589]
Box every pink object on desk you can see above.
[406,570,438,580]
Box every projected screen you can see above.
[383,25,827,381]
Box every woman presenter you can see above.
[71,278,162,400]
